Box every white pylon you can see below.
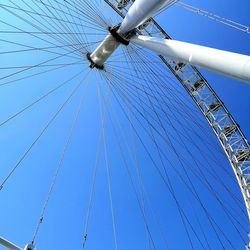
[89,0,179,68]
[118,0,178,34]
[131,35,250,84]
[0,237,36,250]
[0,237,21,250]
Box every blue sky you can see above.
[0,1,250,250]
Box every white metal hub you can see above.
[87,26,130,69]
[87,0,178,69]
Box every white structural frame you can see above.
[89,0,177,68]
[0,237,35,250]
[104,0,250,247]
[96,0,250,84]
[0,237,22,250]
[131,35,250,84]
[118,0,178,33]
[1,0,250,249]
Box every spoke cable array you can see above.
[0,0,249,249]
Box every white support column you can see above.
[88,0,179,68]
[0,237,35,250]
[131,35,250,84]
[118,0,178,34]
[0,237,22,250]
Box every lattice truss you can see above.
[105,0,250,218]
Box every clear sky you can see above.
[0,1,250,250]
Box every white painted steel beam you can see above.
[0,237,35,250]
[0,237,22,250]
[131,35,250,84]
[89,0,178,68]
[118,0,178,34]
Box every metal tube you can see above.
[89,0,179,68]
[118,0,178,34]
[131,35,250,84]
[89,34,120,68]
[0,237,22,250]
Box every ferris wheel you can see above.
[0,0,250,249]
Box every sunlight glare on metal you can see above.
[87,26,130,69]
[87,34,120,70]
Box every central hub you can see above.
[87,26,131,70]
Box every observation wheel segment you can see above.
[0,0,249,249]
[104,0,250,243]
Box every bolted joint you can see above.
[108,26,130,45]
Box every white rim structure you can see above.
[104,0,250,213]
[0,0,250,249]
[104,0,250,247]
